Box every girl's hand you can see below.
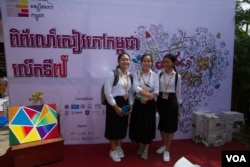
[178,107,181,117]
[113,105,124,117]
[147,93,155,100]
[124,109,132,116]
[141,98,148,104]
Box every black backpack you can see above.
[101,69,133,105]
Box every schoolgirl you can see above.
[104,52,134,162]
[156,53,182,162]
[129,53,159,160]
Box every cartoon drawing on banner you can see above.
[130,25,229,134]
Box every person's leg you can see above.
[109,139,121,162]
[116,139,122,147]
[110,139,117,151]
[116,139,124,158]
[165,133,173,152]
[137,143,144,155]
[144,144,149,152]
[141,143,149,160]
[156,131,167,154]
[161,131,167,146]
[163,133,173,162]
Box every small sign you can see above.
[222,151,250,167]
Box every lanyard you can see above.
[119,73,129,92]
[163,72,174,91]
[139,71,151,85]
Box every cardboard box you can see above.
[202,114,226,147]
[192,111,215,143]
[202,114,226,136]
[202,133,225,147]
[221,111,244,134]
[221,111,244,123]
[224,129,233,142]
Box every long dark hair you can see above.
[116,52,130,69]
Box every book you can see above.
[121,105,130,113]
[135,84,154,100]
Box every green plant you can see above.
[231,1,250,113]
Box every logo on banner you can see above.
[85,110,90,115]
[222,151,250,167]
[71,111,83,115]
[6,0,29,18]
[6,0,53,21]
[71,104,80,109]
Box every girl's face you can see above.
[162,57,174,71]
[118,54,130,70]
[141,55,152,71]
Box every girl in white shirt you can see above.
[156,53,182,162]
[104,52,133,162]
[129,53,159,160]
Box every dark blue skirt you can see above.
[129,98,156,144]
[156,92,178,133]
[104,96,129,140]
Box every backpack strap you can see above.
[159,71,163,79]
[112,69,133,86]
[174,72,178,91]
[112,69,119,86]
[129,73,133,85]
